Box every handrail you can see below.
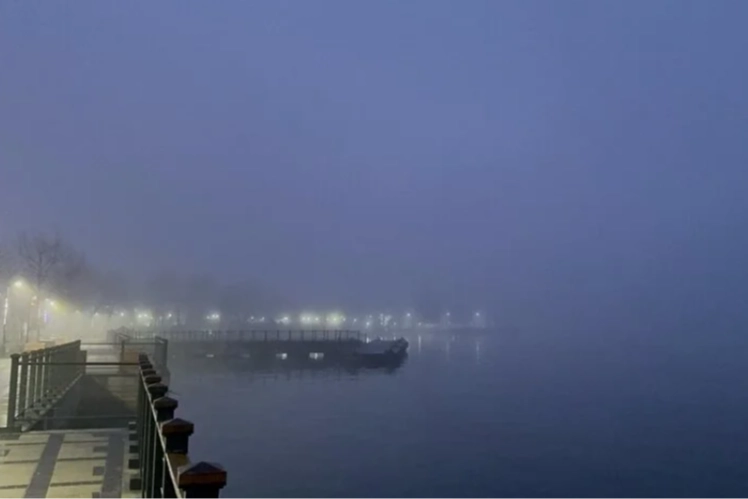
[5,341,85,430]
[136,353,226,497]
[114,329,169,377]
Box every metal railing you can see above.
[5,341,85,430]
[110,329,169,378]
[135,352,227,497]
[118,328,363,342]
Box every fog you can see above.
[2,1,748,335]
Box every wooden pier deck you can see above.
[0,428,135,498]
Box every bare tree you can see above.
[18,233,64,295]
[74,269,131,318]
[51,246,88,301]
[17,233,87,339]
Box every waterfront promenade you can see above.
[0,336,226,498]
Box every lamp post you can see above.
[2,279,26,356]
[1,292,8,356]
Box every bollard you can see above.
[178,462,227,498]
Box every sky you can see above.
[2,1,748,327]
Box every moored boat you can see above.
[354,337,408,362]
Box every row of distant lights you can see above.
[205,311,483,326]
[16,298,483,325]
[12,280,477,325]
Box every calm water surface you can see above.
[170,329,748,497]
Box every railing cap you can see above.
[153,395,178,409]
[161,417,194,435]
[177,461,227,487]
[148,382,168,395]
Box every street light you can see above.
[2,278,28,356]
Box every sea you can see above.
[169,328,748,497]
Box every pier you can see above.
[112,328,366,361]
[0,337,227,498]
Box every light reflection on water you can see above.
[170,329,748,498]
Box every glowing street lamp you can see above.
[3,277,29,355]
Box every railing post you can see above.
[153,396,178,422]
[162,417,194,454]
[42,349,51,399]
[47,347,56,396]
[146,382,168,499]
[56,346,65,393]
[18,353,28,418]
[178,462,227,498]
[136,356,151,462]
[7,354,19,428]
[78,349,87,379]
[160,339,168,370]
[28,351,38,408]
[150,433,165,498]
[141,373,161,498]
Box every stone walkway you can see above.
[0,428,135,498]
